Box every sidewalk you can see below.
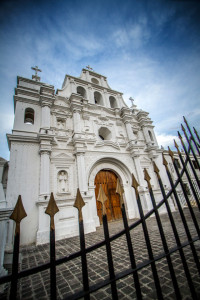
[1,207,200,299]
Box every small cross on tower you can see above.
[31,66,42,82]
[129,97,134,106]
[86,65,93,71]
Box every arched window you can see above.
[98,127,112,140]
[91,78,99,84]
[77,86,86,98]
[148,130,154,142]
[24,108,34,125]
[94,91,104,106]
[109,96,117,108]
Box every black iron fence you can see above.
[0,117,200,299]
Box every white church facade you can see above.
[3,67,179,249]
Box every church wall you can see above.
[6,142,40,245]
[13,101,41,133]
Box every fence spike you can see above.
[174,140,180,154]
[153,161,160,179]
[10,195,27,234]
[168,147,174,161]
[116,178,124,207]
[132,173,139,198]
[45,193,59,230]
[74,189,85,222]
[181,124,186,133]
[178,131,183,140]
[183,116,187,124]
[97,184,107,216]
[162,153,168,170]
[144,168,151,190]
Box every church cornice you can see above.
[17,76,54,89]
[15,87,40,99]
[14,95,41,108]
[6,134,39,149]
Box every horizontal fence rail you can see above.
[0,117,200,299]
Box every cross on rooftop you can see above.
[31,66,42,81]
[86,65,93,71]
[129,97,134,106]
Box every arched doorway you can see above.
[95,170,122,224]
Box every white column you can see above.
[0,209,13,279]
[41,105,51,129]
[39,151,50,196]
[76,152,87,192]
[103,90,110,107]
[125,122,135,141]
[132,155,144,186]
[132,155,151,212]
[70,79,77,94]
[0,164,6,209]
[87,86,93,104]
[73,110,81,133]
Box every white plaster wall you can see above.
[13,102,41,133]
[6,142,40,245]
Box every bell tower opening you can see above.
[94,169,122,224]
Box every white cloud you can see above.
[156,133,178,149]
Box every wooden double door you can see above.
[95,170,122,224]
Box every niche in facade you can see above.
[109,96,117,108]
[24,108,34,125]
[77,86,86,98]
[148,130,154,142]
[57,118,65,129]
[91,78,99,84]
[98,127,112,140]
[94,91,104,105]
[57,170,68,193]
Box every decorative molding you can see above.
[95,141,120,150]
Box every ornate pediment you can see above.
[51,152,75,162]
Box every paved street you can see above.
[1,207,200,299]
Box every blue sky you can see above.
[0,0,200,160]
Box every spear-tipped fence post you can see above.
[183,117,200,156]
[116,179,142,299]
[132,174,163,300]
[97,184,118,299]
[181,124,200,170]
[45,192,59,300]
[162,153,199,297]
[178,131,200,190]
[153,160,198,298]
[74,188,90,300]
[9,195,27,300]
[174,139,200,211]
[168,147,200,275]
[144,168,181,299]
[193,127,200,144]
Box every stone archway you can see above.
[94,169,122,224]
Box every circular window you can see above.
[91,78,99,84]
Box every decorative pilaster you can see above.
[40,85,55,130]
[39,151,50,196]
[131,154,152,213]
[121,107,135,143]
[39,135,53,200]
[76,152,88,192]
[0,160,7,208]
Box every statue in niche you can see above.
[57,170,68,193]
[57,119,65,129]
